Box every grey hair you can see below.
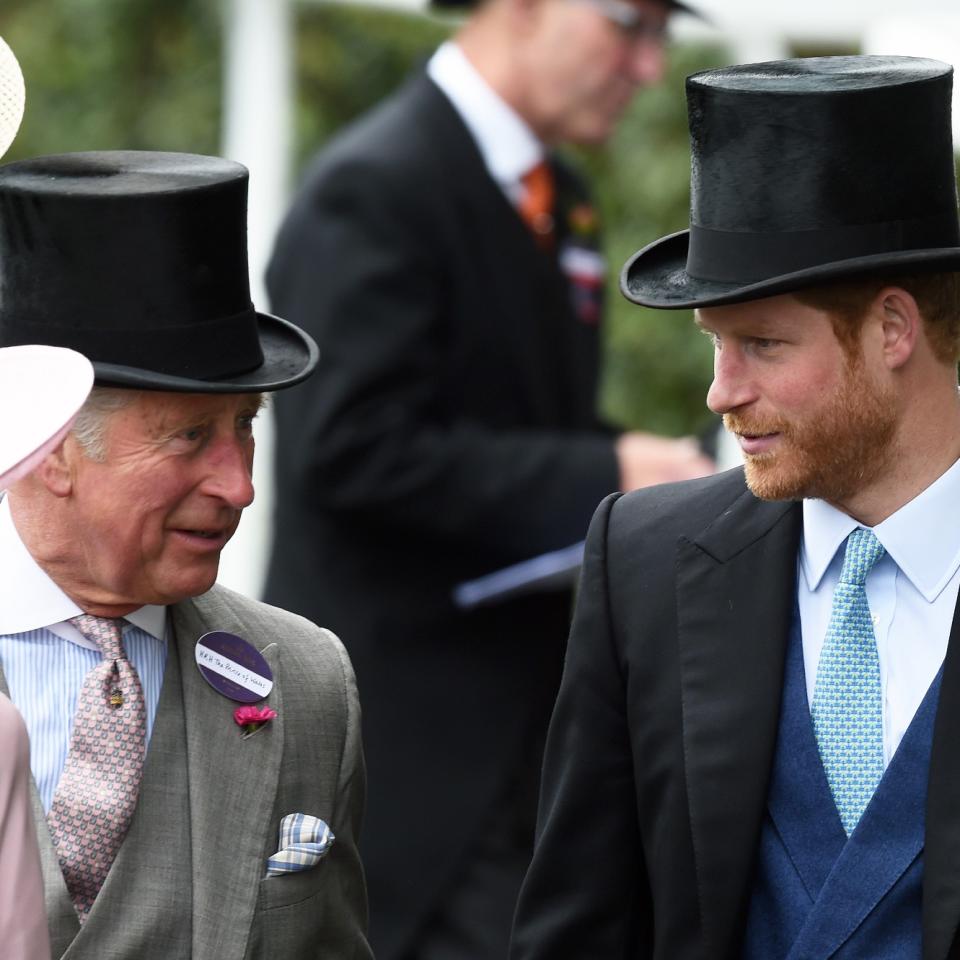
[71,387,137,462]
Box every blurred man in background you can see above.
[265,0,708,957]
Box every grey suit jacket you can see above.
[3,583,372,960]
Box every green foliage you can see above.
[1,0,221,158]
[292,3,451,172]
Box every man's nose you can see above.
[706,348,755,415]
[203,438,255,509]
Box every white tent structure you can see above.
[216,0,960,597]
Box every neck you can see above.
[455,19,544,139]
[8,484,141,618]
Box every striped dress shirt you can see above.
[0,497,167,812]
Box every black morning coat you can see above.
[264,71,620,959]
[510,467,960,960]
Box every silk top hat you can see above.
[0,151,318,391]
[622,56,960,309]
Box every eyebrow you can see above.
[151,394,267,438]
[693,313,783,337]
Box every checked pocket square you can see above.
[266,813,335,877]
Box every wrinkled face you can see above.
[698,294,897,505]
[523,0,669,144]
[59,390,261,610]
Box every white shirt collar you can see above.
[427,41,544,190]
[0,495,166,646]
[801,455,960,602]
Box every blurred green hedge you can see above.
[1,0,726,436]
[2,0,222,157]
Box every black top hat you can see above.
[0,150,318,391]
[623,56,960,309]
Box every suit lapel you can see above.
[32,779,79,957]
[420,73,531,244]
[0,663,79,955]
[788,667,940,959]
[418,72,596,426]
[923,596,960,960]
[677,489,800,957]
[172,597,283,960]
[66,635,193,958]
[766,620,847,899]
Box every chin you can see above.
[159,565,221,604]
[743,457,808,502]
[568,123,614,146]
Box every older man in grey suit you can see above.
[0,151,372,959]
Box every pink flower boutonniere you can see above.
[234,705,277,738]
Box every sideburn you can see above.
[740,351,897,504]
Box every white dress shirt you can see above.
[427,41,544,205]
[0,497,167,812]
[799,456,960,765]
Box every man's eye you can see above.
[180,427,204,442]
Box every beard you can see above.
[724,354,897,504]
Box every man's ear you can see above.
[874,286,922,370]
[32,439,75,497]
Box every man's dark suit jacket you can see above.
[510,467,960,960]
[264,71,620,958]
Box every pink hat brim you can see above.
[0,346,94,491]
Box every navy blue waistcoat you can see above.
[742,614,942,959]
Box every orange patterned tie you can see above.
[47,615,146,921]
[518,161,556,250]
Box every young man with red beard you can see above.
[510,56,960,960]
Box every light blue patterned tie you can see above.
[811,527,886,836]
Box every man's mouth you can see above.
[169,526,233,549]
[736,431,781,456]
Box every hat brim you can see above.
[90,312,319,393]
[668,0,702,17]
[621,229,960,310]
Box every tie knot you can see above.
[68,614,126,661]
[838,528,885,586]
[521,160,552,190]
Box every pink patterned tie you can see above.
[47,615,146,922]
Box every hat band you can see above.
[686,212,960,284]
[2,307,265,381]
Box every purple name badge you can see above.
[195,631,274,703]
